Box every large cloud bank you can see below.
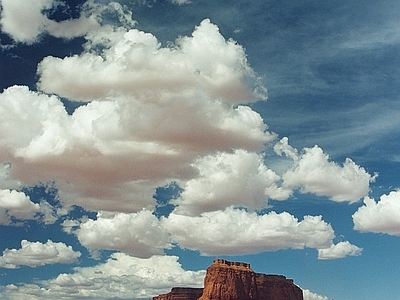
[0,0,371,260]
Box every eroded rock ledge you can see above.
[153,259,303,300]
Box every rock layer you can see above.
[153,287,203,300]
[153,259,303,300]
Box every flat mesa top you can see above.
[212,259,253,271]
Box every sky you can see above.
[0,0,399,299]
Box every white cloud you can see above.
[274,136,298,161]
[0,18,271,214]
[75,210,171,258]
[0,88,269,212]
[162,207,337,256]
[2,253,205,300]
[61,218,81,234]
[172,149,290,216]
[317,241,362,260]
[0,163,20,190]
[0,1,383,298]
[0,0,55,44]
[303,289,329,300]
[171,0,191,5]
[277,139,375,202]
[353,191,400,235]
[70,206,363,260]
[0,240,81,269]
[0,0,99,44]
[0,85,70,158]
[0,189,40,224]
[37,19,266,104]
[0,188,58,225]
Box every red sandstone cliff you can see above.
[153,259,303,300]
[198,259,258,300]
[256,273,304,300]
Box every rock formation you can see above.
[198,259,258,300]
[153,287,203,300]
[153,259,303,300]
[256,274,303,300]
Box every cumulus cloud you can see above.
[75,210,171,258]
[0,1,384,299]
[0,240,81,269]
[0,0,100,44]
[0,85,70,159]
[273,136,298,161]
[171,150,290,216]
[303,289,329,300]
[66,205,363,260]
[276,138,375,202]
[0,187,58,225]
[0,3,371,291]
[1,253,205,299]
[163,207,340,256]
[0,0,56,43]
[37,19,266,103]
[317,241,362,260]
[353,191,400,235]
[0,18,272,214]
[0,189,40,224]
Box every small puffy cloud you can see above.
[277,139,375,202]
[317,241,362,260]
[0,240,81,269]
[0,188,58,225]
[303,289,329,300]
[0,189,40,224]
[0,0,99,44]
[171,0,191,5]
[162,207,336,256]
[75,210,171,258]
[2,253,205,299]
[353,191,400,235]
[0,0,55,43]
[172,150,290,216]
[61,219,81,234]
[273,136,298,161]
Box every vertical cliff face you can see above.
[256,274,304,300]
[153,259,304,300]
[198,259,258,300]
[198,259,303,300]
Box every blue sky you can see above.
[0,0,399,299]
